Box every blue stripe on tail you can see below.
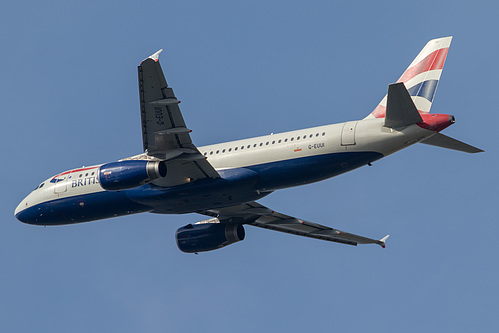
[407,79,439,103]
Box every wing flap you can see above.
[150,98,180,106]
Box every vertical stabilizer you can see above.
[366,37,452,119]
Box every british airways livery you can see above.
[15,37,483,253]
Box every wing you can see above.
[199,202,389,247]
[138,50,219,186]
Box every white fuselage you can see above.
[15,118,435,225]
[199,118,430,171]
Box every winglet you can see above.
[378,235,390,248]
[142,49,163,64]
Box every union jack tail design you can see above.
[366,37,452,119]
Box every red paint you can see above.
[372,105,386,118]
[52,166,99,180]
[370,47,449,118]
[398,48,449,83]
[417,113,454,132]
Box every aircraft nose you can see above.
[14,199,35,224]
[15,199,24,216]
[15,201,27,222]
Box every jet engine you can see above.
[99,160,166,191]
[176,219,245,253]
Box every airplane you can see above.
[14,36,483,253]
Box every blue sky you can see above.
[1,1,498,332]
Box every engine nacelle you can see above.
[176,219,245,253]
[99,160,167,191]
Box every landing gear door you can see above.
[341,121,358,146]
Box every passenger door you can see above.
[341,121,358,146]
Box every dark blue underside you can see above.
[16,190,151,225]
[247,151,383,190]
[17,151,383,225]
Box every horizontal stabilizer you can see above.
[420,133,484,153]
[385,83,423,128]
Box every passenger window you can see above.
[284,138,288,142]
[266,142,269,145]
[290,137,294,141]
[222,149,226,153]
[210,151,213,155]
[309,134,313,138]
[216,150,219,154]
[297,136,300,140]
[272,141,275,144]
[316,133,319,137]
[253,144,256,148]
[278,139,281,143]
[229,148,232,152]
[322,132,326,136]
[259,143,263,146]
[234,147,237,151]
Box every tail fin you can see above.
[366,37,452,119]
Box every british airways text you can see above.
[71,176,99,188]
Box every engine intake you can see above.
[176,219,245,253]
[99,160,166,191]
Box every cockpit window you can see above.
[34,183,45,190]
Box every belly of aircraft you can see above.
[246,151,383,191]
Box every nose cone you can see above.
[15,199,31,223]
[15,195,40,224]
